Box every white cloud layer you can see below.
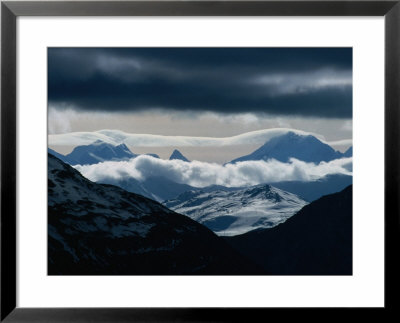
[75,155,353,188]
[49,128,352,148]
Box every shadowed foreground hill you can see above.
[225,186,352,275]
[48,154,261,275]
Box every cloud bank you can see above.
[48,48,352,118]
[48,128,352,148]
[75,155,353,188]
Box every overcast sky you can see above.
[48,48,352,163]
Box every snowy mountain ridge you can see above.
[164,184,307,236]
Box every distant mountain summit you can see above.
[230,132,343,164]
[64,140,137,165]
[164,184,307,236]
[169,149,190,162]
[48,140,137,166]
[48,141,165,166]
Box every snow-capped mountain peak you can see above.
[164,184,307,236]
[68,141,137,164]
[48,141,138,166]
[230,131,343,164]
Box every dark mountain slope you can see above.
[225,186,352,275]
[48,154,261,275]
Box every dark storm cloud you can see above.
[48,48,352,118]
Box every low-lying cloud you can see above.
[49,128,352,148]
[75,155,353,188]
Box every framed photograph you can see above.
[1,0,399,321]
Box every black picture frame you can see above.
[1,0,399,321]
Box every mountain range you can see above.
[49,132,352,168]
[164,185,307,236]
[48,154,261,275]
[48,132,352,213]
[48,152,352,275]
